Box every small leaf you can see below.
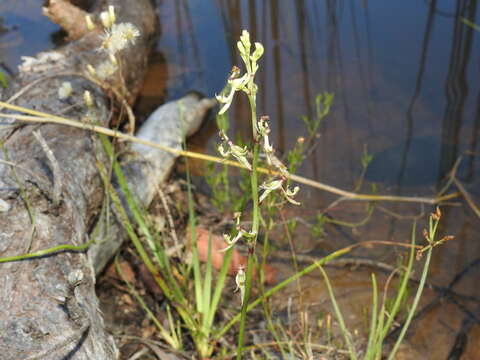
[0,70,8,88]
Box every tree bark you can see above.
[0,1,210,359]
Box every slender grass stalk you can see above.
[186,167,203,314]
[99,132,186,304]
[96,160,171,298]
[317,266,358,360]
[115,255,181,349]
[387,247,432,360]
[185,155,234,357]
[166,304,182,349]
[201,232,213,320]
[374,224,416,351]
[97,159,198,331]
[372,301,386,359]
[364,274,378,360]
[387,209,443,359]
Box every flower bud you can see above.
[100,11,112,28]
[251,42,264,61]
[83,90,93,108]
[108,5,116,25]
[235,266,246,305]
[240,30,251,52]
[58,82,72,100]
[85,15,95,31]
[86,64,96,77]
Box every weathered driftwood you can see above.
[0,1,214,359]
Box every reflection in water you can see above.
[440,0,477,182]
[397,0,437,192]
[0,2,60,70]
[157,1,480,357]
[3,0,480,357]
[270,1,286,152]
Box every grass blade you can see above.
[317,266,358,360]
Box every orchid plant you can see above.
[215,30,300,359]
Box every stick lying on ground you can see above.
[0,100,459,206]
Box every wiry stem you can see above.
[237,84,260,359]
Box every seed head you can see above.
[96,60,118,79]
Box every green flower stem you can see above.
[236,91,260,359]
[237,244,255,359]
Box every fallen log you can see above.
[0,1,214,358]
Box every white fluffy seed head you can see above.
[99,22,140,54]
[96,60,118,79]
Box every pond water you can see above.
[2,0,480,358]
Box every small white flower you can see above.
[230,144,251,170]
[282,185,300,205]
[257,116,270,135]
[96,60,118,79]
[217,132,252,170]
[100,30,125,54]
[270,154,289,178]
[259,179,283,203]
[259,178,300,205]
[229,73,249,90]
[215,88,235,115]
[235,265,246,305]
[217,143,230,157]
[219,232,243,252]
[216,73,249,115]
[58,81,72,100]
[263,135,273,154]
[258,116,274,155]
[251,42,264,62]
[100,23,140,54]
[112,22,140,46]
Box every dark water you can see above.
[2,0,480,357]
